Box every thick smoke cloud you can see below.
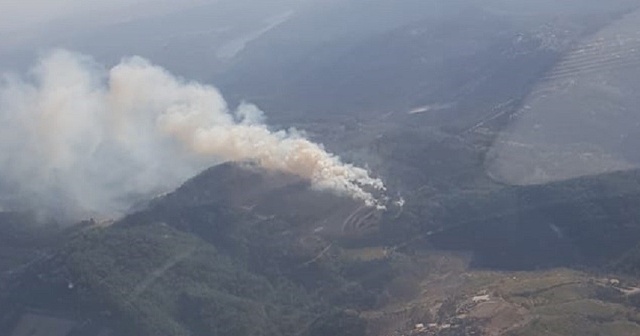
[0,50,385,220]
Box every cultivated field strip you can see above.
[341,205,380,236]
[541,32,640,81]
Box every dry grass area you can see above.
[347,250,640,336]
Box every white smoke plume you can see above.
[0,50,385,220]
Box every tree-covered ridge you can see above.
[63,222,319,336]
[7,164,640,335]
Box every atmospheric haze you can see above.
[0,50,385,220]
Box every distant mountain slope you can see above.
[487,8,640,186]
[400,168,640,270]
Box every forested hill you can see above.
[5,164,640,335]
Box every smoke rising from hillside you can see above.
[0,50,385,220]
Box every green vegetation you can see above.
[61,222,320,336]
[7,163,640,335]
